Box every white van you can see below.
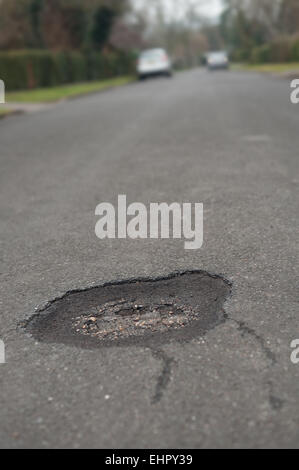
[137,49,172,80]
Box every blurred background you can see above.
[0,0,298,95]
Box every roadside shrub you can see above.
[250,44,271,63]
[0,51,28,90]
[232,48,252,62]
[250,36,296,64]
[271,37,292,62]
[291,37,299,61]
[0,49,134,91]
[70,52,88,82]
[115,51,135,76]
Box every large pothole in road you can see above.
[25,271,231,349]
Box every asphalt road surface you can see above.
[0,69,298,449]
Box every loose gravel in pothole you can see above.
[25,271,231,349]
[74,299,201,340]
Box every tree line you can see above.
[0,0,128,51]
[0,0,298,72]
[219,0,299,61]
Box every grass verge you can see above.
[6,76,135,103]
[232,63,299,74]
[0,107,16,118]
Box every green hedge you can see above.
[250,36,299,64]
[291,39,299,61]
[0,49,135,91]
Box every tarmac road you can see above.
[0,69,298,448]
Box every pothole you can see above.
[24,271,231,349]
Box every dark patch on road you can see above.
[151,349,175,404]
[24,271,231,350]
[269,394,284,411]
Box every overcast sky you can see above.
[131,0,225,22]
[197,0,224,18]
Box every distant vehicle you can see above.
[207,52,229,71]
[137,49,172,80]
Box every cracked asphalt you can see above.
[0,69,298,448]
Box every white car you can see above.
[137,49,172,80]
[207,52,229,71]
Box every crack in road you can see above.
[224,316,283,412]
[148,320,280,407]
[225,315,277,365]
[151,348,175,404]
